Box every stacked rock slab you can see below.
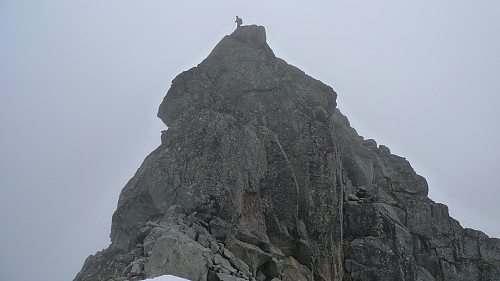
[74,25,500,281]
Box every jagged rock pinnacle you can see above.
[74,26,500,281]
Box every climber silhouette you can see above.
[235,16,242,28]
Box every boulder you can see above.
[144,227,211,281]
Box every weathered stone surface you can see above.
[215,273,247,281]
[416,266,435,281]
[144,227,210,281]
[224,234,271,276]
[280,256,312,281]
[74,25,500,281]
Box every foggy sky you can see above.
[0,1,499,281]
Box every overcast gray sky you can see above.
[1,1,499,281]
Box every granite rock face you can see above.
[74,25,500,281]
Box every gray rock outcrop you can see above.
[74,25,500,281]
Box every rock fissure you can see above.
[272,135,300,194]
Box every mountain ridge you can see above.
[74,25,500,281]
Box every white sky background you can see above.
[0,1,499,280]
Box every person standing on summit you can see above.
[235,16,242,28]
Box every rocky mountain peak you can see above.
[74,26,500,281]
[208,25,270,57]
[157,25,334,131]
[157,25,273,129]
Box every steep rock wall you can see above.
[74,26,500,281]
